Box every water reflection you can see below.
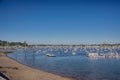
[8,47,120,80]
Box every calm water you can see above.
[8,49,120,80]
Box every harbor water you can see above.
[8,48,120,80]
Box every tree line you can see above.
[0,40,28,46]
[0,40,120,47]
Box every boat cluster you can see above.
[24,46,120,58]
[1,45,120,58]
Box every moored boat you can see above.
[46,54,56,57]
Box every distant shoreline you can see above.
[1,39,120,47]
[0,53,74,80]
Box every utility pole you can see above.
[4,41,8,50]
[24,41,27,50]
[7,41,9,49]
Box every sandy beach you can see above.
[0,53,73,80]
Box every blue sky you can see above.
[0,0,120,44]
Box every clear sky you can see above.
[0,0,120,44]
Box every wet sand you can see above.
[0,53,74,80]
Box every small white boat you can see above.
[46,54,56,57]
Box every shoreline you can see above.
[0,53,74,80]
